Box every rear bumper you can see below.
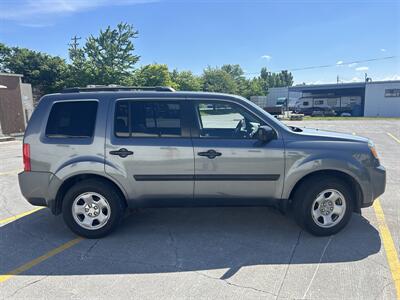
[18,171,61,213]
[361,165,386,208]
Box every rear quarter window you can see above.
[45,101,98,138]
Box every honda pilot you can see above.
[18,86,386,238]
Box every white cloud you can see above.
[336,60,343,65]
[376,74,400,81]
[347,63,358,68]
[380,48,386,52]
[301,80,329,85]
[355,66,369,71]
[349,76,362,82]
[261,55,272,60]
[295,74,400,86]
[0,0,155,23]
[333,77,363,83]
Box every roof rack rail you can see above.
[61,86,176,93]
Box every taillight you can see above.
[23,143,31,172]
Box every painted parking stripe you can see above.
[0,237,83,283]
[373,199,400,299]
[0,208,43,225]
[0,208,83,284]
[353,131,399,297]
[387,132,400,144]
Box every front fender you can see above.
[281,152,371,202]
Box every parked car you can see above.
[311,110,324,117]
[18,86,386,238]
[295,107,335,117]
[264,105,284,116]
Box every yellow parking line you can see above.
[373,199,400,299]
[0,208,43,225]
[387,132,400,144]
[0,207,83,284]
[0,169,21,176]
[0,237,83,283]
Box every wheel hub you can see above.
[85,203,100,217]
[320,200,334,215]
[72,192,111,230]
[311,189,347,228]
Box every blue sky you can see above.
[0,0,399,84]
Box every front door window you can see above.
[196,102,262,139]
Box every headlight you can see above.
[368,140,379,160]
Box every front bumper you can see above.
[361,165,386,208]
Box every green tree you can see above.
[201,66,237,94]
[280,70,294,86]
[0,43,68,97]
[0,43,11,71]
[170,69,201,91]
[241,78,266,98]
[133,64,176,88]
[66,47,92,87]
[69,22,140,85]
[221,64,250,96]
[221,64,244,81]
[256,67,294,91]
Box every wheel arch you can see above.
[288,170,363,213]
[53,173,128,215]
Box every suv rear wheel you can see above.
[293,176,354,236]
[62,179,125,238]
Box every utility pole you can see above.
[337,75,339,84]
[68,35,81,52]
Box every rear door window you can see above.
[45,101,98,138]
[115,100,182,137]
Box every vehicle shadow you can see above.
[0,207,381,279]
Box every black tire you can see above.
[62,179,125,239]
[293,176,354,236]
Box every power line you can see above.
[243,55,397,75]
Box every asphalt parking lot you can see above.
[0,119,399,299]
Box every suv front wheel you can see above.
[293,176,354,236]
[62,179,125,238]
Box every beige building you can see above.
[364,80,400,117]
[0,73,34,135]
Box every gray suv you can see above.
[18,86,386,238]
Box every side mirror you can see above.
[256,126,276,143]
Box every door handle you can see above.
[197,149,222,159]
[109,148,134,158]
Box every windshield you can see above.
[240,96,306,132]
[240,96,289,129]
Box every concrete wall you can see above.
[364,81,400,117]
[0,74,26,134]
[250,96,269,108]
